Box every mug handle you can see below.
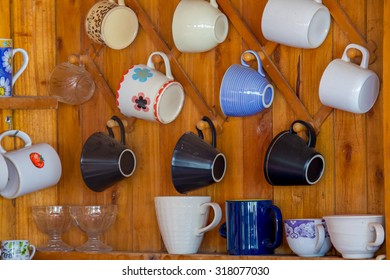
[29,244,36,260]
[147,51,174,80]
[117,0,125,6]
[196,116,217,148]
[209,0,218,8]
[196,202,222,236]
[290,120,317,148]
[12,48,29,86]
[240,50,265,77]
[219,222,227,238]
[0,130,33,154]
[262,205,283,249]
[367,223,385,250]
[341,43,369,69]
[106,116,126,145]
[314,224,326,253]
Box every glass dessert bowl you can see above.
[31,205,74,252]
[69,204,117,252]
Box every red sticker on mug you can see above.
[30,152,45,168]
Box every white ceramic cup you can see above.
[85,0,139,50]
[154,196,222,254]
[284,218,332,257]
[1,240,36,260]
[117,51,185,124]
[0,130,62,199]
[172,0,229,53]
[319,43,380,114]
[261,0,331,49]
[323,214,385,259]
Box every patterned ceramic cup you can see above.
[0,130,62,199]
[284,218,332,257]
[0,38,29,96]
[117,51,185,124]
[1,240,36,260]
[85,0,138,50]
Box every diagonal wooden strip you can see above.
[323,0,377,63]
[217,0,315,125]
[127,0,224,131]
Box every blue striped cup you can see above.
[220,50,274,117]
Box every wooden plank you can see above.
[0,96,58,109]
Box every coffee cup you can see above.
[171,116,227,194]
[319,43,380,114]
[0,130,62,199]
[264,120,325,185]
[323,214,385,259]
[48,56,95,105]
[284,218,332,257]
[117,51,185,124]
[85,0,139,50]
[261,0,331,49]
[219,199,283,255]
[154,196,222,254]
[1,240,36,260]
[220,50,274,117]
[80,116,136,192]
[0,38,29,96]
[172,0,229,53]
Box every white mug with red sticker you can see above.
[0,130,62,199]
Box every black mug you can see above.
[80,116,136,192]
[171,116,227,194]
[264,120,325,185]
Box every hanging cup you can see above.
[80,116,136,192]
[264,120,325,185]
[171,116,227,193]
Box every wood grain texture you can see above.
[0,0,386,259]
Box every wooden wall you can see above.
[0,0,385,256]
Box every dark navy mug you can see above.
[219,199,283,255]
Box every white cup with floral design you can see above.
[116,51,185,124]
[1,240,36,260]
[284,218,332,257]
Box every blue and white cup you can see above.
[284,218,332,257]
[1,240,36,260]
[220,50,274,117]
[0,38,29,97]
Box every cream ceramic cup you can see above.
[319,43,380,114]
[116,51,185,124]
[0,130,62,199]
[172,0,229,53]
[323,214,385,259]
[154,196,222,254]
[85,0,139,50]
[261,0,331,49]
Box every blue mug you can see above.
[219,50,274,117]
[219,199,283,255]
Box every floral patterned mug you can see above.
[1,240,36,260]
[116,51,185,124]
[0,38,29,96]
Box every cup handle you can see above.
[147,51,174,80]
[240,50,265,77]
[314,224,326,253]
[196,116,217,148]
[197,202,222,236]
[0,130,33,154]
[12,48,29,86]
[290,120,317,148]
[341,43,369,69]
[209,0,218,8]
[218,222,227,238]
[29,244,36,260]
[117,0,125,6]
[367,223,385,250]
[106,116,126,145]
[262,205,283,249]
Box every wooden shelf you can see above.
[34,251,345,260]
[0,96,58,110]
